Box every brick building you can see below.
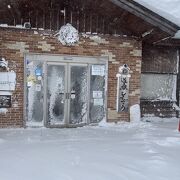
[0,0,180,128]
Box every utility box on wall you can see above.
[0,72,16,108]
[0,72,16,91]
[116,64,131,112]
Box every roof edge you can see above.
[109,0,180,35]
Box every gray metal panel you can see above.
[25,53,108,64]
[23,55,27,128]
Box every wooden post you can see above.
[35,10,38,28]
[57,10,60,30]
[90,14,92,34]
[83,13,86,32]
[43,11,45,29]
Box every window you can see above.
[141,74,177,101]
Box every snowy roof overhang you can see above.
[110,0,180,36]
[109,0,180,45]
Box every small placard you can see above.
[35,67,42,76]
[37,76,42,80]
[93,91,103,99]
[92,65,105,76]
[0,95,11,108]
[94,98,103,106]
[35,84,41,92]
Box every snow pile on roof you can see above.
[174,30,180,39]
[134,0,180,26]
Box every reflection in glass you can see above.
[47,65,65,125]
[27,60,44,126]
[90,65,106,123]
[70,66,88,124]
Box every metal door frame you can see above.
[45,62,68,128]
[45,62,89,128]
[24,53,108,128]
[24,59,46,127]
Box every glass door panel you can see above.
[47,64,66,126]
[26,57,107,128]
[69,65,88,125]
[26,60,44,126]
[89,65,106,123]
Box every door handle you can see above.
[65,93,75,99]
[66,93,68,99]
[68,93,71,99]
[65,93,71,99]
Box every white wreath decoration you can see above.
[58,23,79,46]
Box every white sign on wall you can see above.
[93,91,103,99]
[94,98,104,106]
[0,72,16,91]
[35,84,41,92]
[92,65,105,76]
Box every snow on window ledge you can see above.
[173,30,180,39]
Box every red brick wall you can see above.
[0,27,142,128]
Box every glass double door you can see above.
[47,63,88,127]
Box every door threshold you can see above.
[47,123,87,128]
[26,122,44,128]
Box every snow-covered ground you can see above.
[0,119,180,180]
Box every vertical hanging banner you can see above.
[116,64,131,112]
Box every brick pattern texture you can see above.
[0,27,142,128]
